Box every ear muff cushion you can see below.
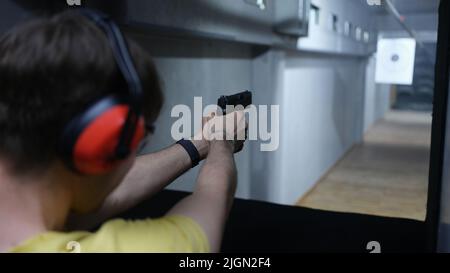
[72,105,145,175]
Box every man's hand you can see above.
[193,111,247,155]
[190,115,214,160]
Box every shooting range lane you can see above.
[298,110,431,221]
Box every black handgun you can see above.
[217,90,252,115]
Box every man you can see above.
[0,10,246,252]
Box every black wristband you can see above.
[176,138,201,167]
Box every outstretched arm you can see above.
[166,111,246,252]
[166,140,237,252]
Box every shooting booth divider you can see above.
[426,0,450,253]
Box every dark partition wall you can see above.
[426,0,450,252]
[435,1,450,253]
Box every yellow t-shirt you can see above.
[9,215,209,253]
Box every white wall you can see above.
[363,54,391,134]
[274,53,366,204]
[249,50,286,203]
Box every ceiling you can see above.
[374,0,440,15]
[392,0,439,14]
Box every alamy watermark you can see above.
[366,0,382,6]
[66,241,81,253]
[66,0,81,6]
[366,241,381,253]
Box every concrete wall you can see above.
[249,50,286,203]
[276,53,367,204]
[363,54,391,134]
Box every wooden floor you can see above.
[297,111,432,221]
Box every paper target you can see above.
[375,38,417,85]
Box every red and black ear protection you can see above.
[59,9,145,175]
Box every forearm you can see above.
[66,140,208,230]
[167,140,237,252]
[105,148,188,209]
[195,141,237,207]
[108,140,208,209]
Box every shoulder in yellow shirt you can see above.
[9,215,210,253]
